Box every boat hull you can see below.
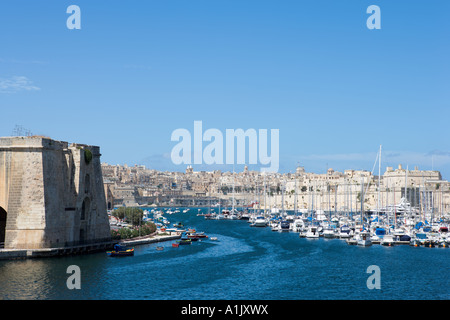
[177,240,192,245]
[381,242,395,247]
[357,241,372,247]
[107,249,134,257]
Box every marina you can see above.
[1,0,448,306]
[0,206,448,300]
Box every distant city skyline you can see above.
[1,1,449,178]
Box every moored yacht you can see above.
[356,230,372,247]
[339,225,351,239]
[323,225,336,238]
[381,234,395,246]
[251,216,267,227]
[306,226,320,239]
[279,220,290,232]
[292,219,306,233]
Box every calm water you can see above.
[0,208,449,300]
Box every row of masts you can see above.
[216,146,446,223]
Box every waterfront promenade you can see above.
[118,232,181,246]
[0,232,181,260]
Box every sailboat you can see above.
[357,176,372,247]
[228,168,239,220]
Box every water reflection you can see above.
[0,259,55,300]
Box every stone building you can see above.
[0,136,111,250]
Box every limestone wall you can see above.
[0,137,111,249]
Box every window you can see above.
[85,174,90,194]
[81,198,90,221]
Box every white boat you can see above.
[306,226,320,238]
[323,225,335,239]
[292,219,306,233]
[356,231,372,247]
[381,234,395,246]
[251,216,267,227]
[228,212,239,220]
[215,212,226,220]
[393,228,406,237]
[239,212,251,220]
[339,225,352,239]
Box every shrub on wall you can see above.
[84,148,93,165]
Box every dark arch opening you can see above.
[85,174,90,194]
[81,198,90,221]
[0,207,7,247]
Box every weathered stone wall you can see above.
[0,137,111,249]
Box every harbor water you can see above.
[0,208,448,300]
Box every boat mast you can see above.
[328,181,331,219]
[232,165,235,214]
[378,145,382,215]
[405,164,408,203]
[268,179,271,217]
[334,183,337,215]
[294,177,298,215]
[350,182,352,217]
[394,185,397,229]
[361,176,364,229]
[263,173,267,216]
[281,180,286,218]
[257,179,260,215]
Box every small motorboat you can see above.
[306,226,320,239]
[172,243,180,248]
[210,237,218,241]
[187,232,208,240]
[107,244,134,257]
[279,221,291,232]
[156,246,164,251]
[193,232,208,238]
[356,231,372,247]
[177,239,192,245]
[251,216,267,227]
[323,225,336,239]
[381,235,395,247]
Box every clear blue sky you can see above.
[1,1,449,178]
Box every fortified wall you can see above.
[0,136,111,250]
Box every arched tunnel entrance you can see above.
[0,206,6,248]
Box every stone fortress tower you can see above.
[0,136,111,252]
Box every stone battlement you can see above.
[0,136,111,251]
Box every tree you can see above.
[112,207,144,226]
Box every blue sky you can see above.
[1,1,449,178]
